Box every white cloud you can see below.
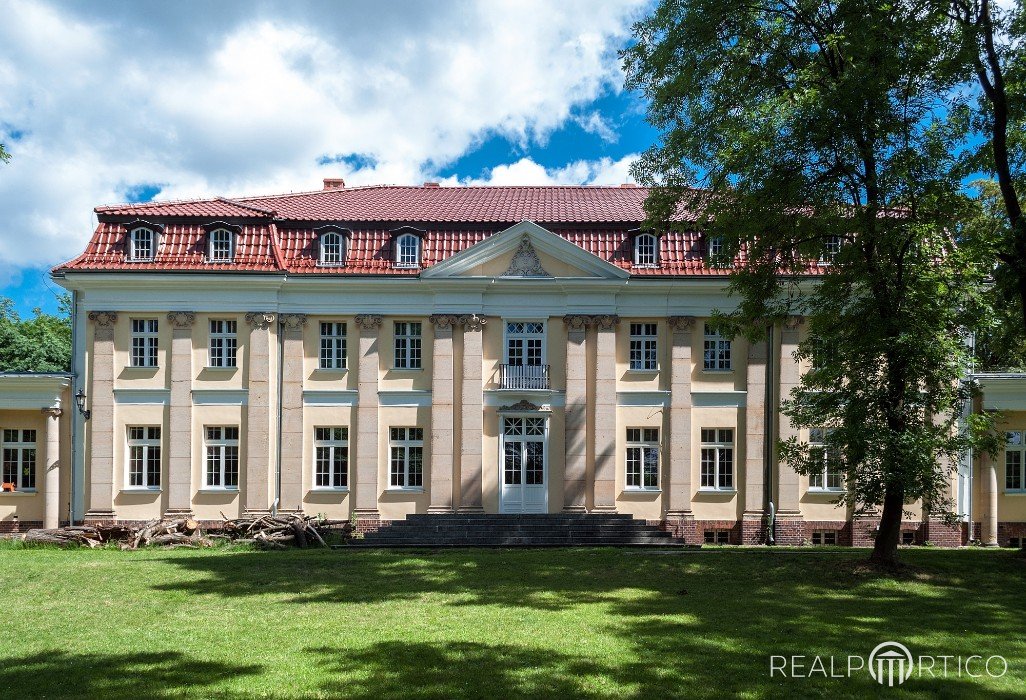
[449,154,638,186]
[0,0,647,272]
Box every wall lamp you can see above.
[75,388,91,420]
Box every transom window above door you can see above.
[503,416,546,436]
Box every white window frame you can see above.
[633,233,658,267]
[707,235,727,267]
[208,228,235,263]
[626,427,660,490]
[208,319,238,368]
[319,322,347,370]
[204,426,240,490]
[129,227,156,261]
[1,429,36,492]
[319,231,346,266]
[629,322,658,371]
[1006,431,1025,493]
[395,233,421,268]
[809,428,844,491]
[703,324,732,371]
[393,321,422,369]
[126,426,161,490]
[503,320,547,366]
[130,318,159,368]
[700,428,734,491]
[313,426,348,490]
[388,427,424,490]
[820,235,842,265]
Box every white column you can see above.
[85,311,117,519]
[354,315,382,519]
[429,315,457,513]
[982,461,999,546]
[166,311,195,517]
[42,406,62,529]
[458,314,486,512]
[562,315,590,511]
[667,316,694,517]
[593,315,618,511]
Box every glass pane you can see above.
[504,442,522,485]
[525,442,544,485]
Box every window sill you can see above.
[808,488,846,494]
[313,367,349,374]
[0,490,37,497]
[205,259,236,265]
[197,488,239,494]
[311,487,350,493]
[124,365,160,370]
[698,488,737,494]
[701,368,734,374]
[394,264,421,270]
[121,487,162,493]
[390,367,424,372]
[626,368,660,375]
[1003,490,1026,496]
[631,264,660,270]
[203,366,238,371]
[385,487,425,493]
[624,487,662,493]
[316,262,347,268]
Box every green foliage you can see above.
[624,1,996,560]
[0,143,9,164]
[0,294,72,372]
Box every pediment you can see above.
[421,220,629,280]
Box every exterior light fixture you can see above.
[75,388,91,420]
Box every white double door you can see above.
[500,415,547,513]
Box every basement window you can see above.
[901,531,915,546]
[811,530,837,546]
[1007,537,1022,549]
[704,530,730,545]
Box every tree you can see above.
[0,295,72,372]
[624,0,995,565]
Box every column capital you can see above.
[429,314,461,329]
[279,313,308,331]
[40,406,63,418]
[667,315,696,332]
[167,311,196,329]
[784,315,805,330]
[458,314,487,332]
[88,311,118,327]
[355,314,383,331]
[562,314,594,330]
[594,314,619,331]
[245,312,275,329]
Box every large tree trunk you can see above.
[871,485,905,566]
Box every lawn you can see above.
[0,545,1023,699]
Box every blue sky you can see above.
[0,0,657,317]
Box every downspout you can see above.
[764,322,776,544]
[965,332,975,541]
[273,318,284,515]
[69,289,79,524]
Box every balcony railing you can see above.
[500,364,550,390]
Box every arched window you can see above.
[395,233,421,268]
[319,231,346,266]
[633,233,658,267]
[208,228,235,263]
[129,227,156,261]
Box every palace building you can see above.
[0,181,1021,546]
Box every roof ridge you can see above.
[215,196,277,216]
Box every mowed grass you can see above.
[0,545,1023,699]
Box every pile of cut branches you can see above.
[23,524,129,548]
[127,518,211,549]
[220,513,349,549]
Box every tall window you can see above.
[127,427,161,489]
[810,337,836,370]
[629,322,658,371]
[633,233,658,267]
[389,427,424,488]
[319,322,347,370]
[395,233,421,268]
[208,319,237,368]
[706,235,727,267]
[821,235,842,264]
[314,427,348,489]
[1,429,36,491]
[626,428,659,489]
[131,319,159,368]
[703,324,732,370]
[208,229,235,262]
[205,426,239,489]
[1007,431,1025,492]
[393,322,422,369]
[319,231,345,266]
[129,227,156,261]
[700,428,734,490]
[808,428,843,490]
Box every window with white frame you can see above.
[395,233,421,268]
[129,227,156,261]
[706,235,727,266]
[809,428,843,490]
[319,231,346,266]
[208,228,235,262]
[629,322,658,371]
[700,428,734,490]
[208,319,237,368]
[633,233,658,267]
[314,427,348,489]
[205,426,239,489]
[126,426,161,489]
[319,322,346,370]
[626,428,659,489]
[1006,431,1025,492]
[393,321,422,369]
[821,235,842,264]
[1,429,36,491]
[389,427,424,488]
[703,324,732,370]
[130,318,159,368]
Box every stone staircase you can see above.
[346,513,685,547]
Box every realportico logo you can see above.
[770,640,1008,686]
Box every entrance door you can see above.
[500,416,547,513]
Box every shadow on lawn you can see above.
[0,650,262,699]
[153,548,1025,697]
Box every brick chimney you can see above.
[323,178,346,190]
[423,181,440,188]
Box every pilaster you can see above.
[777,316,804,530]
[458,314,486,512]
[428,315,458,513]
[743,335,768,543]
[354,315,382,517]
[85,311,117,519]
[243,312,274,515]
[165,311,195,517]
[667,316,695,517]
[562,315,591,511]
[593,315,618,511]
[41,407,62,529]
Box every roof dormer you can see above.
[202,221,242,263]
[314,225,352,267]
[123,219,165,262]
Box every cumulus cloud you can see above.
[449,154,638,186]
[0,0,647,273]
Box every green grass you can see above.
[0,545,1023,698]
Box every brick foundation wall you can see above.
[693,519,742,545]
[0,520,42,533]
[923,519,964,547]
[801,521,852,546]
[774,515,806,546]
[355,516,386,535]
[660,514,698,544]
[997,522,1026,547]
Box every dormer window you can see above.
[395,233,421,268]
[820,235,842,265]
[633,233,658,267]
[706,235,728,268]
[129,227,156,261]
[319,230,346,266]
[209,228,235,263]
